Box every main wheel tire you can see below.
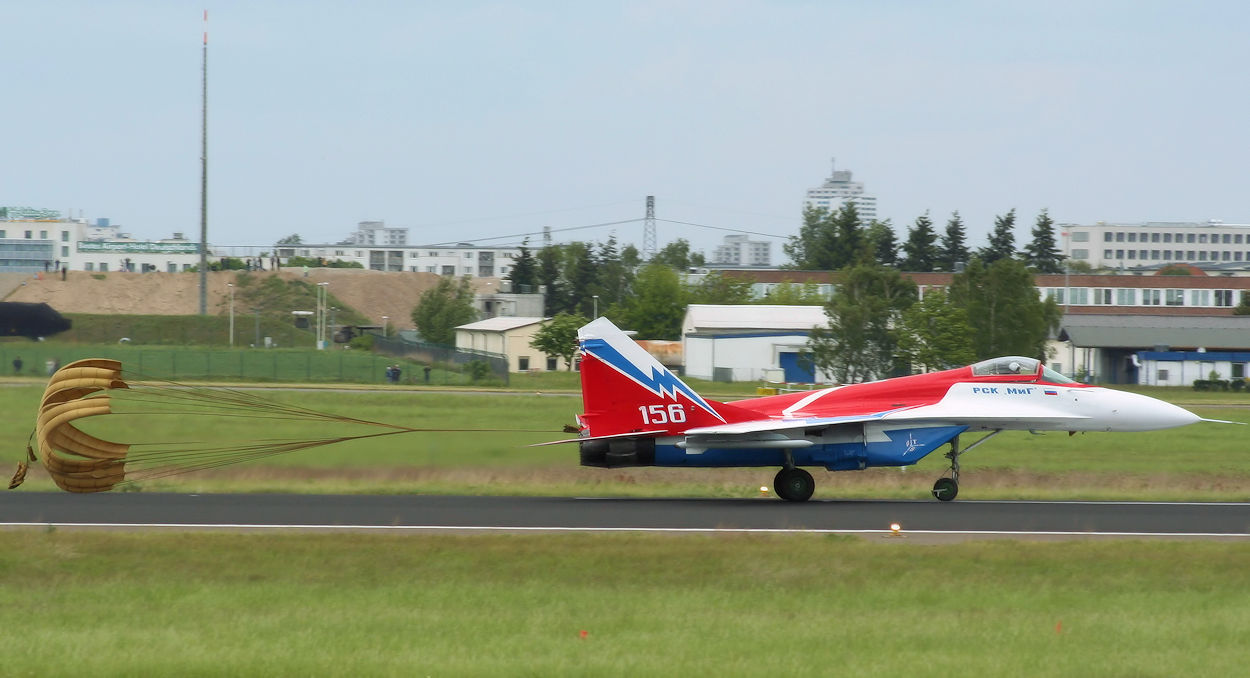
[932,477,959,502]
[774,468,815,502]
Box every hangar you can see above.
[1054,315,1250,385]
[681,304,827,383]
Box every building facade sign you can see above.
[78,241,200,254]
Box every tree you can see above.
[688,271,754,304]
[896,288,975,372]
[806,262,917,383]
[864,220,898,267]
[978,209,1018,264]
[784,205,836,270]
[947,257,1060,360]
[563,241,599,317]
[612,263,687,339]
[593,236,633,313]
[275,234,302,245]
[1023,208,1064,273]
[652,238,696,270]
[410,276,478,345]
[506,240,539,292]
[529,312,588,369]
[937,211,970,272]
[536,245,566,316]
[621,244,642,269]
[829,203,865,270]
[900,212,939,272]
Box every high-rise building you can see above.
[349,221,408,246]
[803,158,878,222]
[710,234,771,267]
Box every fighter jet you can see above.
[548,317,1221,502]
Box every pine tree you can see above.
[978,208,1018,264]
[506,240,538,292]
[901,212,939,272]
[937,211,970,271]
[1023,208,1064,273]
[865,220,898,267]
[536,245,566,316]
[829,203,864,270]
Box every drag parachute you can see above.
[11,358,552,493]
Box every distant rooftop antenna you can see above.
[542,225,552,247]
[198,9,209,315]
[644,195,656,260]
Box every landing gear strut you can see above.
[932,431,1002,502]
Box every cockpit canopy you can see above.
[970,356,1076,384]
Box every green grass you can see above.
[4,382,1250,499]
[1,531,1249,677]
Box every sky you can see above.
[3,1,1248,262]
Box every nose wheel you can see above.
[774,467,815,502]
[932,477,959,501]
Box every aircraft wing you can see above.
[683,402,1091,437]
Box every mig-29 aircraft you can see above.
[549,317,1218,502]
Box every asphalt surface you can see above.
[3,492,1250,537]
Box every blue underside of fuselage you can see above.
[654,425,969,471]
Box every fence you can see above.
[371,334,510,385]
[0,344,504,386]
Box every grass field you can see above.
[1,531,1248,677]
[4,381,1250,500]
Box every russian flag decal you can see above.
[1043,389,1058,396]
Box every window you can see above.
[1191,290,1210,306]
[1070,288,1088,304]
[464,252,472,259]
[1127,250,1136,260]
[1151,233,1160,243]
[1104,232,1114,242]
[1163,250,1172,260]
[1151,250,1160,260]
[1142,289,1160,305]
[1163,233,1173,243]
[1071,248,1088,259]
[1215,290,1234,307]
[61,231,69,242]
[518,357,530,371]
[1165,289,1184,306]
[1072,232,1089,242]
[1158,369,1169,381]
[1116,249,1124,258]
[1127,232,1137,243]
[1115,232,1125,242]
[1237,235,1245,244]
[1140,250,1147,260]
[99,263,108,272]
[25,230,32,238]
[1187,250,1196,259]
[1223,234,1232,244]
[1223,251,1232,261]
[1199,251,1207,261]
[84,263,94,271]
[1094,288,1112,305]
[39,230,47,239]
[1116,289,1135,305]
[1104,249,1114,259]
[1187,234,1196,243]
[1238,252,1245,262]
[546,357,558,371]
[1233,363,1245,379]
[0,230,4,238]
[1199,234,1209,244]
[61,246,68,257]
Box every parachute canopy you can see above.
[34,358,129,492]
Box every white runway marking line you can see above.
[1,522,1248,538]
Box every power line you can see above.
[655,218,791,239]
[423,218,644,247]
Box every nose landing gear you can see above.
[932,430,1002,502]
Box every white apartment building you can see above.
[710,234,772,267]
[803,158,878,223]
[347,220,408,246]
[0,212,202,274]
[1062,220,1250,273]
[275,242,519,277]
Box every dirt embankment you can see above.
[2,268,502,330]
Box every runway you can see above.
[3,492,1250,538]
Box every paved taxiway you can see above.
[3,493,1249,538]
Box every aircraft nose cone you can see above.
[1114,392,1200,431]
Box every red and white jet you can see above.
[555,317,1216,502]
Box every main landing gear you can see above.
[774,467,815,502]
[932,430,1002,502]
[774,448,815,502]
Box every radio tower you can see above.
[643,195,656,260]
[198,9,209,315]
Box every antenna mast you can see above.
[643,195,656,260]
[198,10,209,314]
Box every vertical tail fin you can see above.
[577,318,739,437]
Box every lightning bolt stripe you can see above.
[581,337,724,421]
